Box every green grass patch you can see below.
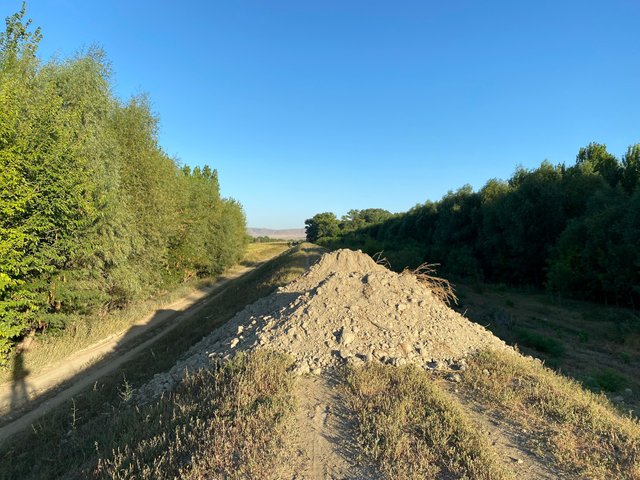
[591,368,629,393]
[516,327,565,357]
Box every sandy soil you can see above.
[292,374,380,480]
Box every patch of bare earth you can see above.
[292,374,381,480]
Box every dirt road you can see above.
[0,258,276,443]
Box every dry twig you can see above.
[408,263,458,306]
[372,251,391,269]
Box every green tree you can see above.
[576,142,622,188]
[305,212,339,242]
[0,4,248,359]
[622,144,640,194]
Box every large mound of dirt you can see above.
[140,249,510,399]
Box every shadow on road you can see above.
[0,306,184,429]
[10,348,29,411]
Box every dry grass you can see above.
[407,263,458,305]
[454,281,640,410]
[0,242,290,384]
[463,349,640,479]
[345,362,513,480]
[241,241,291,265]
[0,243,323,479]
[94,350,296,479]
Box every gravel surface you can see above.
[138,249,511,400]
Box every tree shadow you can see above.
[10,348,30,411]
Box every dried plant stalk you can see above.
[408,263,458,306]
[372,251,391,269]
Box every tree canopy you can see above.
[0,5,248,359]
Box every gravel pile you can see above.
[139,249,510,400]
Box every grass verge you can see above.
[463,349,640,479]
[0,243,323,479]
[94,350,296,479]
[345,362,513,480]
[455,282,640,410]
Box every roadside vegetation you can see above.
[0,242,290,384]
[462,349,640,479]
[345,363,512,480]
[95,351,296,480]
[455,283,640,411]
[345,353,640,479]
[0,5,247,362]
[0,243,323,479]
[241,241,291,266]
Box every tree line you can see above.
[306,143,640,308]
[0,6,247,358]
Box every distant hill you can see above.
[248,228,306,240]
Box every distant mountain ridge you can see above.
[248,227,306,240]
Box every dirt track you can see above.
[0,259,274,444]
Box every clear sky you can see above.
[9,1,640,228]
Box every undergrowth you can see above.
[0,242,291,384]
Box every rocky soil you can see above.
[139,249,511,400]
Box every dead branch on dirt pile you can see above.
[372,251,391,269]
[408,263,458,306]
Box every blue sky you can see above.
[10,1,640,228]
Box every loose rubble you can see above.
[138,249,511,400]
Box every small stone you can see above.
[446,373,462,383]
[510,457,523,464]
[427,360,446,371]
[347,356,364,367]
[482,369,490,376]
[339,349,353,360]
[373,349,387,360]
[237,325,244,335]
[341,331,355,346]
[230,338,239,349]
[624,388,633,395]
[399,342,412,355]
[312,367,322,375]
[294,361,310,375]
